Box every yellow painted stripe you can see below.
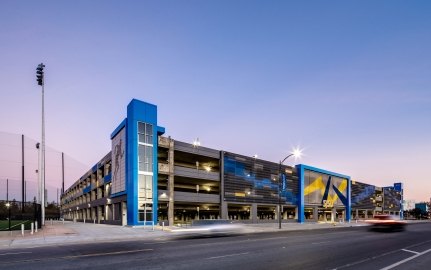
[304,176,325,196]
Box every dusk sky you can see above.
[1,1,430,202]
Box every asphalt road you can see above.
[0,223,430,270]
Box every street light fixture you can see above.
[36,63,46,226]
[278,148,302,229]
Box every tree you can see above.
[410,208,426,219]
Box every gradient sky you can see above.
[1,1,430,202]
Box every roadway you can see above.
[0,223,430,270]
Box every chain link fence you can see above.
[0,200,41,231]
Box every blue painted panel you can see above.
[394,182,403,192]
[125,99,160,226]
[83,185,91,194]
[157,126,165,135]
[347,177,351,221]
[296,165,305,223]
[111,190,127,198]
[104,173,112,183]
[297,164,350,179]
[111,119,127,139]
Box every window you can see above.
[137,122,154,222]
[138,175,153,201]
[138,122,153,172]
[138,174,154,222]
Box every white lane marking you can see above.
[332,239,431,270]
[380,248,431,270]
[312,241,331,245]
[331,249,404,269]
[401,249,419,255]
[0,249,153,265]
[0,252,32,256]
[64,248,153,259]
[206,252,249,260]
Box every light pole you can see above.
[6,202,11,231]
[36,143,40,204]
[278,148,302,229]
[36,63,46,226]
[6,179,10,231]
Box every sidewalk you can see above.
[0,221,169,250]
[0,219,407,250]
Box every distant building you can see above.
[415,202,429,213]
[403,200,416,211]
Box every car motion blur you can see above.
[366,214,407,232]
[171,219,246,238]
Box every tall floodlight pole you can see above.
[278,148,302,229]
[36,143,40,203]
[22,134,25,211]
[36,63,46,226]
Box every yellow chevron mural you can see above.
[304,176,348,207]
[304,176,325,196]
[325,180,347,206]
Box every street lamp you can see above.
[36,63,46,226]
[278,148,302,229]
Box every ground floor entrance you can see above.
[305,206,346,222]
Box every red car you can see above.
[366,214,406,232]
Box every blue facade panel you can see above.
[296,164,351,223]
[297,165,305,223]
[104,173,112,184]
[111,119,127,139]
[125,99,164,226]
[83,185,91,194]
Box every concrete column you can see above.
[331,208,336,223]
[251,203,258,223]
[313,207,318,222]
[220,151,226,220]
[122,202,127,226]
[168,138,175,226]
[221,201,228,219]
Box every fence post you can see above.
[21,224,24,236]
[31,223,34,235]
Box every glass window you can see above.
[138,204,153,222]
[138,174,153,222]
[138,122,153,145]
[138,134,146,143]
[138,121,153,172]
[146,123,153,135]
[138,122,145,134]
